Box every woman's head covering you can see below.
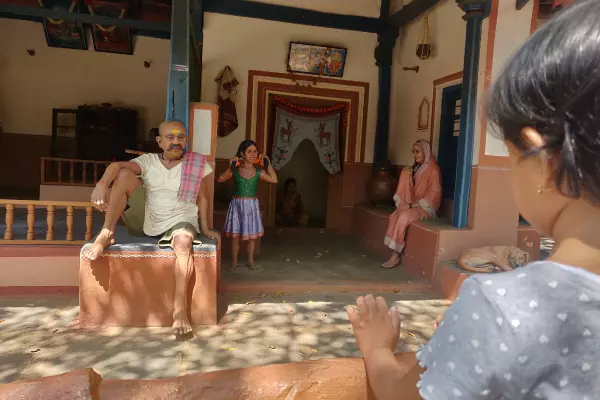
[413,139,435,180]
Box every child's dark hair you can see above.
[237,140,258,158]
[486,0,600,202]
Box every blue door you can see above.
[437,84,462,202]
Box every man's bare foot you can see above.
[82,231,115,260]
[172,310,192,336]
[381,253,400,269]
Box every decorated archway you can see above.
[246,70,369,229]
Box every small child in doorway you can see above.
[218,140,278,271]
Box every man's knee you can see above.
[114,168,139,193]
[172,234,193,254]
[115,168,137,185]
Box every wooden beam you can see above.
[0,13,170,39]
[203,0,382,33]
[0,3,170,33]
[190,0,204,66]
[390,0,442,28]
[189,0,204,101]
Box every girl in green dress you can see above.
[218,140,277,270]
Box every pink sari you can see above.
[384,140,442,252]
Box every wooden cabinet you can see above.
[51,104,138,161]
[75,104,138,161]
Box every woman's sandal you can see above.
[381,260,400,269]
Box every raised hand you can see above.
[346,295,401,357]
[91,182,110,212]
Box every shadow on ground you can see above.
[0,291,449,383]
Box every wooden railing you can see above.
[41,157,111,186]
[0,200,95,245]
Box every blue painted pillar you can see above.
[165,0,191,128]
[373,0,399,166]
[452,0,489,228]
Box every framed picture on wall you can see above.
[88,0,133,55]
[287,42,347,78]
[40,0,88,50]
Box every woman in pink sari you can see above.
[382,139,442,268]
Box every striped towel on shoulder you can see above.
[178,151,207,203]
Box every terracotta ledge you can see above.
[223,280,433,294]
[0,353,417,400]
[433,261,471,301]
[0,245,81,257]
[0,286,78,297]
[354,204,458,232]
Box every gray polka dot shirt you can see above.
[416,262,599,399]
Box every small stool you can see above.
[79,236,219,328]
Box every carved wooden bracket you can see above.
[403,66,420,73]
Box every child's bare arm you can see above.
[363,350,423,400]
[260,161,278,184]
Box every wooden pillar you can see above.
[452,0,489,228]
[190,0,204,100]
[373,0,398,166]
[166,0,191,128]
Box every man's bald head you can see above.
[159,120,186,136]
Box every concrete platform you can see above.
[79,235,219,328]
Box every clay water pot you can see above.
[367,163,398,205]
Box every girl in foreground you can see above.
[348,1,600,398]
[218,140,277,270]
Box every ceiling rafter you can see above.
[202,0,382,33]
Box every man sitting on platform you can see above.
[82,120,219,336]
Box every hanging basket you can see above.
[416,44,432,60]
[416,12,432,60]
